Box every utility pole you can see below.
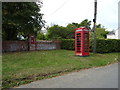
[93,0,97,53]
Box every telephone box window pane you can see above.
[76,33,81,52]
[77,33,81,36]
[84,33,89,52]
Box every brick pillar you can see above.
[29,35,36,51]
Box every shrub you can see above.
[61,39,120,53]
[95,39,120,53]
[61,39,74,50]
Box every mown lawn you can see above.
[2,50,119,88]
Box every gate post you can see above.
[29,35,36,51]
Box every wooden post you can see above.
[93,0,97,53]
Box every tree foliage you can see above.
[90,25,109,39]
[78,19,91,29]
[65,23,76,39]
[96,28,109,39]
[2,2,45,40]
[37,32,45,40]
[46,25,68,40]
[46,19,91,39]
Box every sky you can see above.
[41,0,119,31]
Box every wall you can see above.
[36,40,61,50]
[107,29,119,39]
[107,29,118,39]
[2,40,61,52]
[107,34,115,39]
[2,41,28,52]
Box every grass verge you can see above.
[2,50,119,89]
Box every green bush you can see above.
[61,39,120,53]
[61,39,74,50]
[95,39,120,53]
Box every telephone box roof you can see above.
[75,27,89,30]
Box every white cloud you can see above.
[41,0,119,30]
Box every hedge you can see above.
[61,39,120,53]
[61,39,75,50]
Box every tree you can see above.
[65,19,92,39]
[78,19,91,29]
[46,19,92,39]
[47,25,68,40]
[96,24,105,28]
[90,24,109,39]
[66,23,77,39]
[69,19,91,29]
[37,32,45,40]
[2,2,45,40]
[65,19,91,39]
[96,28,109,39]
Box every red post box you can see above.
[75,27,90,56]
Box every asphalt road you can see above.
[16,63,118,88]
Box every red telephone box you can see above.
[75,27,90,56]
